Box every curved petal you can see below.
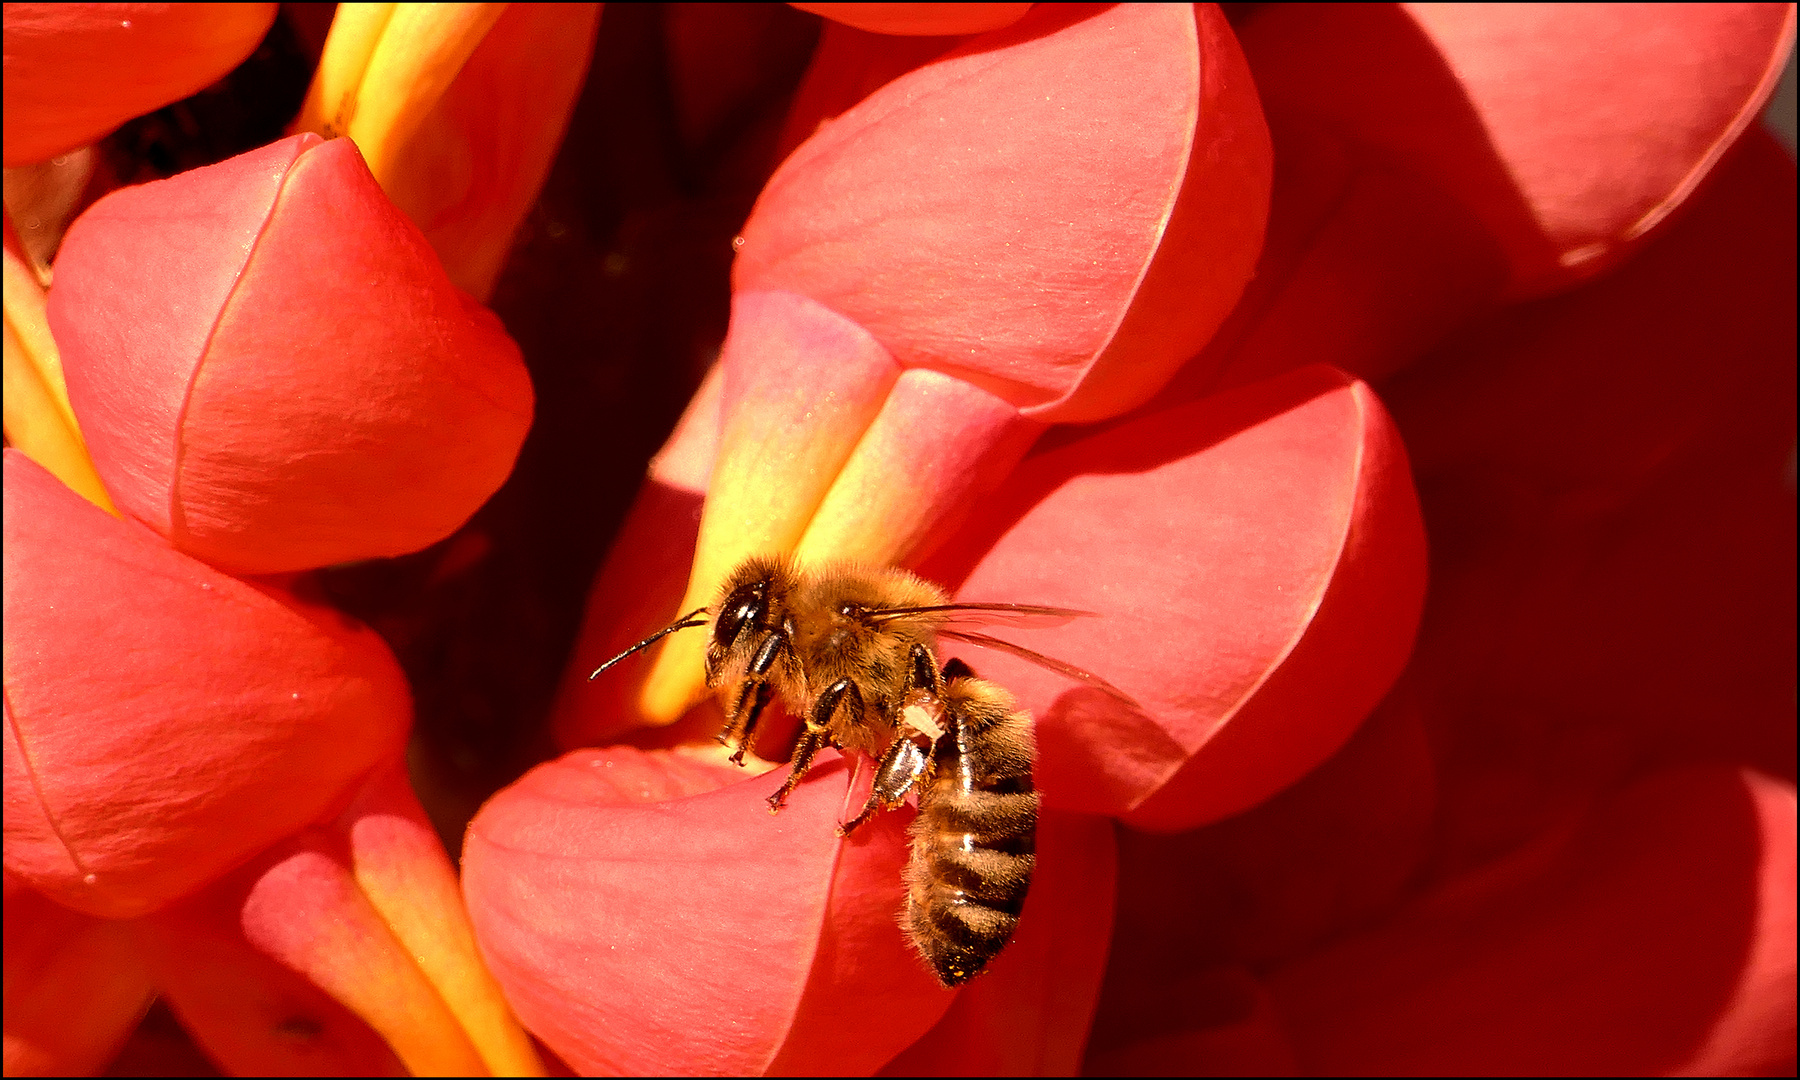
[464,746,956,1075]
[3,875,152,1077]
[48,133,534,574]
[642,4,1273,719]
[346,3,600,299]
[790,3,1032,37]
[1235,2,1797,296]
[131,873,408,1076]
[877,809,1116,1075]
[918,365,1427,829]
[2,3,277,166]
[3,450,412,917]
[339,761,543,1076]
[740,2,1269,420]
[1266,766,1797,1075]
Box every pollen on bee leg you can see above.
[902,701,945,741]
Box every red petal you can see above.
[384,3,599,300]
[920,365,1427,830]
[1235,3,1796,296]
[132,874,406,1076]
[49,134,533,574]
[3,450,411,917]
[463,746,954,1075]
[878,810,1116,1075]
[2,875,152,1076]
[1382,129,1797,871]
[1266,766,1797,1075]
[737,3,1271,421]
[1084,697,1435,1069]
[2,3,277,166]
[789,3,1032,37]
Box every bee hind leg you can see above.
[839,734,931,837]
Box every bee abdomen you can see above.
[902,699,1038,987]
[912,838,1034,911]
[922,790,1038,849]
[905,885,1023,988]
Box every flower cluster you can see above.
[4,3,1794,1076]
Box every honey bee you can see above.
[591,556,1128,987]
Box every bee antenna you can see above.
[589,608,710,679]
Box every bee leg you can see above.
[766,676,863,813]
[720,630,787,765]
[838,734,931,837]
[767,724,827,814]
[895,642,947,705]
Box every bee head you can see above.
[714,576,771,652]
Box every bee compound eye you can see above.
[716,585,766,647]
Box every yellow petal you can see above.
[637,291,898,722]
[2,217,114,515]
[343,764,544,1076]
[294,3,506,185]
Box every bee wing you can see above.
[937,628,1138,708]
[867,602,1097,630]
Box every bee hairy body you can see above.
[904,668,1037,987]
[592,556,1120,988]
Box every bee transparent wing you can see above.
[937,628,1138,708]
[867,602,1097,631]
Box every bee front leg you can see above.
[720,630,787,765]
[838,734,932,837]
[766,676,863,813]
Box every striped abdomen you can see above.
[902,676,1037,987]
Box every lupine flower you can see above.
[568,2,1274,731]
[4,2,1793,1075]
[478,2,1794,1074]
[4,4,574,1072]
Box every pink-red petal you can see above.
[3,3,277,166]
[3,450,411,917]
[920,365,1427,830]
[49,134,533,574]
[463,746,955,1075]
[738,2,1270,422]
